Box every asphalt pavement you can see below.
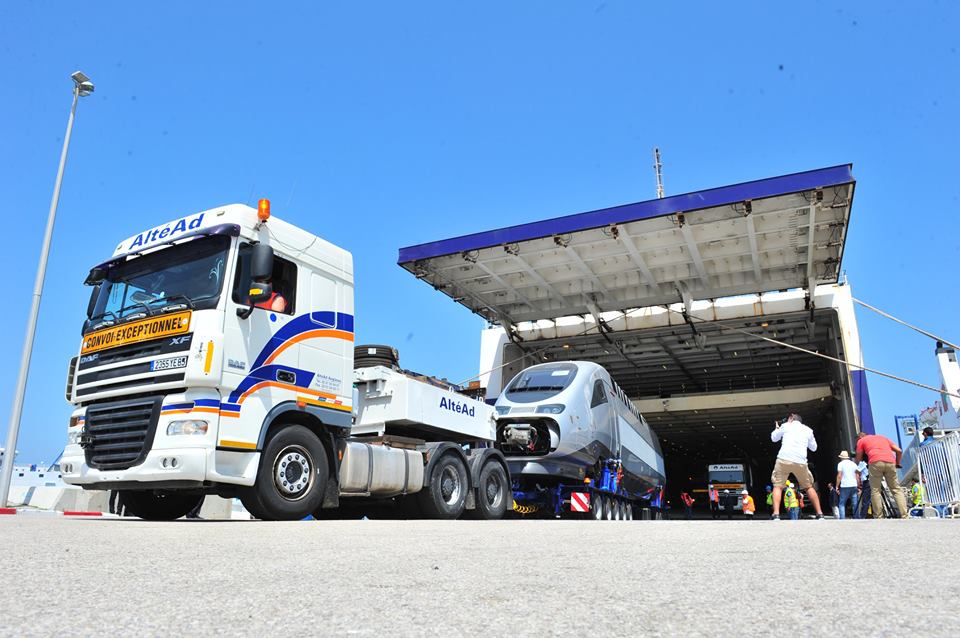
[1,515,957,637]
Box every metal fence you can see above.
[914,432,960,518]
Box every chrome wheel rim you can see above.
[483,470,504,509]
[274,445,314,501]
[440,465,462,505]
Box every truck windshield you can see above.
[88,235,230,326]
[709,470,745,483]
[504,363,578,403]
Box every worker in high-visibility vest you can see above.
[741,490,756,519]
[708,484,720,519]
[783,481,801,520]
[911,479,925,508]
[765,484,773,512]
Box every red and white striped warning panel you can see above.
[570,492,590,512]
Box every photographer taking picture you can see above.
[769,413,825,520]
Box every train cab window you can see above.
[590,380,607,408]
[232,244,297,315]
[505,363,578,403]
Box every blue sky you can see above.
[1,2,957,461]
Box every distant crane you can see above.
[653,147,665,199]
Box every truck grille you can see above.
[82,396,163,470]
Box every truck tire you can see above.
[354,344,399,370]
[245,425,328,520]
[417,453,468,519]
[471,461,509,520]
[591,494,604,521]
[119,490,204,521]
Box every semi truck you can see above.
[60,200,511,520]
[705,462,753,511]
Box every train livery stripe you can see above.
[618,416,666,478]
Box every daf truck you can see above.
[60,200,511,520]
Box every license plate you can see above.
[151,356,188,371]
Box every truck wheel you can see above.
[472,461,509,520]
[418,453,468,519]
[119,490,204,521]
[604,497,614,521]
[248,425,328,520]
[591,494,604,521]
[626,502,634,520]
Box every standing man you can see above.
[835,451,860,520]
[854,460,870,519]
[680,491,695,520]
[708,483,720,520]
[721,489,735,519]
[770,413,825,520]
[855,431,908,519]
[827,482,840,518]
[920,426,937,448]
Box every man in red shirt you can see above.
[855,431,908,519]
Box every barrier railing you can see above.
[914,432,960,518]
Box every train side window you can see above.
[590,380,607,408]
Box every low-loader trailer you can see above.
[61,200,510,520]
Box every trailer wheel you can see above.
[119,490,204,521]
[472,461,509,520]
[418,453,468,519]
[592,494,604,521]
[245,425,328,520]
[626,502,634,521]
[604,497,614,521]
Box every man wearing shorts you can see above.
[770,413,825,520]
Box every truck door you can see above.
[221,243,300,441]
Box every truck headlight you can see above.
[167,420,209,436]
[67,430,82,445]
[536,404,565,414]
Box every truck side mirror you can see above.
[86,285,100,318]
[250,244,274,282]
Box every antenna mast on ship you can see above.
[653,147,665,199]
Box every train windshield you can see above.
[504,363,578,403]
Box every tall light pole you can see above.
[0,71,94,507]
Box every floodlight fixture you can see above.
[71,71,94,96]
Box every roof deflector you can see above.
[398,164,855,325]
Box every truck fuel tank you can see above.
[338,441,424,497]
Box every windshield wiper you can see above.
[158,294,196,311]
[116,301,156,320]
[510,385,566,392]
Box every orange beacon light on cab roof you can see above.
[258,198,271,222]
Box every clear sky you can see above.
[1,2,957,462]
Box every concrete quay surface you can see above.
[1,516,957,637]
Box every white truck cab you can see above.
[61,201,509,520]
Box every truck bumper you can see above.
[61,444,211,488]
